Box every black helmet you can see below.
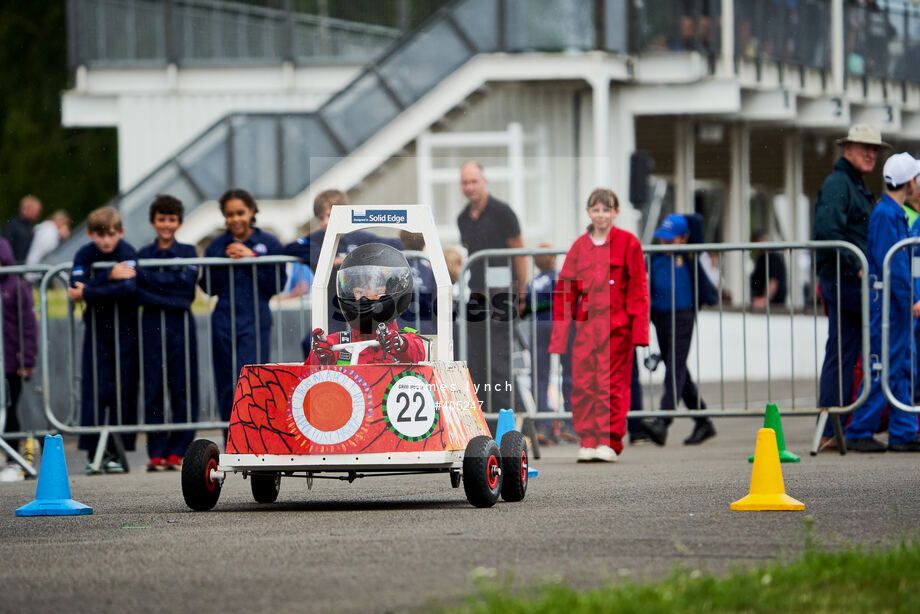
[336,243,413,333]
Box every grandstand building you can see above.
[60,0,920,302]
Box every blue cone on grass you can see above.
[16,434,92,516]
[494,408,539,478]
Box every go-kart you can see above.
[181,204,528,510]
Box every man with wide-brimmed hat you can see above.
[814,124,890,450]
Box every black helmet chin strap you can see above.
[351,296,397,333]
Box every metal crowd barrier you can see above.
[458,242,870,449]
[880,237,920,414]
[37,255,307,471]
[6,241,877,471]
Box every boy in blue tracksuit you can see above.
[846,153,920,451]
[285,189,403,352]
[67,206,139,473]
[200,190,286,428]
[137,195,199,471]
[647,214,718,446]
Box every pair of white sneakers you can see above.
[576,445,617,463]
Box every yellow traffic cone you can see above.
[731,428,805,511]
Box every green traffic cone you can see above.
[748,403,800,463]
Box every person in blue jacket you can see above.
[67,206,139,473]
[846,153,920,452]
[286,189,403,352]
[397,230,436,334]
[646,213,718,446]
[137,195,199,471]
[200,189,286,430]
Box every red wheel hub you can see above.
[205,458,218,492]
[486,455,499,490]
[520,452,528,484]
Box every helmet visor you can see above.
[336,265,411,300]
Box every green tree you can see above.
[0,1,117,225]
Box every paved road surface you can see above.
[2,415,918,613]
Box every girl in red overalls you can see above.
[549,188,649,463]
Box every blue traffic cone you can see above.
[494,409,539,478]
[494,408,516,446]
[16,435,92,516]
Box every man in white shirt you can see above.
[25,210,71,267]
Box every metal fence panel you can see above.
[880,236,920,414]
[458,242,870,426]
[37,257,307,467]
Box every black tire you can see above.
[500,431,528,502]
[251,472,281,503]
[463,435,502,508]
[182,439,222,511]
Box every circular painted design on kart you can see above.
[290,370,367,445]
[383,371,438,441]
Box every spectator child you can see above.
[136,195,200,471]
[0,238,37,481]
[285,189,403,344]
[750,230,788,307]
[308,243,425,365]
[199,189,286,431]
[398,230,436,334]
[522,244,558,442]
[282,259,314,299]
[67,206,139,473]
[444,248,462,284]
[549,188,649,463]
[646,214,717,446]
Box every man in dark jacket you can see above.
[813,124,890,449]
[2,196,42,264]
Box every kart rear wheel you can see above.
[182,439,222,511]
[251,472,281,503]
[463,436,502,508]
[500,431,528,502]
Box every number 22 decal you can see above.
[396,391,427,423]
[384,372,439,441]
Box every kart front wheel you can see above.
[251,472,281,503]
[182,439,222,511]
[463,436,502,508]
[500,431,528,502]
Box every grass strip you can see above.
[446,531,920,614]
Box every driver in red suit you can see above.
[308,243,425,365]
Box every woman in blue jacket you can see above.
[200,189,286,426]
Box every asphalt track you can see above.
[2,415,919,613]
